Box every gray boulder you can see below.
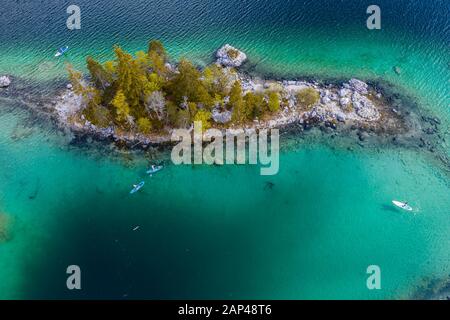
[0,76,11,88]
[216,44,247,67]
[212,108,232,124]
[348,78,368,95]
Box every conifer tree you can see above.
[194,109,212,130]
[137,117,152,134]
[268,91,280,113]
[148,40,167,59]
[168,59,199,103]
[147,40,168,76]
[114,46,147,109]
[111,89,130,123]
[66,64,85,96]
[230,81,245,123]
[86,56,112,90]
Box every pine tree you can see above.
[114,46,146,109]
[148,40,167,59]
[137,117,152,134]
[135,51,150,70]
[194,109,212,130]
[167,59,198,103]
[268,91,280,113]
[147,40,168,76]
[103,61,116,74]
[111,89,130,123]
[86,56,112,90]
[203,64,230,97]
[230,81,245,123]
[66,64,85,96]
[168,59,212,107]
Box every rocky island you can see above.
[40,41,416,150]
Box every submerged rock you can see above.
[216,44,247,67]
[0,76,11,88]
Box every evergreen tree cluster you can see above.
[68,40,283,133]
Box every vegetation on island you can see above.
[296,87,320,110]
[226,48,240,60]
[67,40,318,134]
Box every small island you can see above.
[54,41,409,148]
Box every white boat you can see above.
[392,200,413,212]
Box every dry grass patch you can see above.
[296,88,320,110]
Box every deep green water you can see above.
[0,0,449,299]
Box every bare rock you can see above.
[216,44,247,68]
[352,92,380,120]
[0,76,11,88]
[212,108,232,124]
[348,78,368,95]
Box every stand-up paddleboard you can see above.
[147,165,163,175]
[392,200,413,212]
[130,181,145,194]
[55,46,69,57]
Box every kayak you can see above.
[55,46,69,57]
[147,165,163,175]
[130,181,145,194]
[392,200,413,212]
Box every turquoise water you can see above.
[0,0,449,299]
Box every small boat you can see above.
[130,181,145,194]
[392,200,413,212]
[146,165,163,175]
[55,46,69,57]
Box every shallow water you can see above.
[0,0,449,299]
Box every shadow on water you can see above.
[28,178,40,200]
[381,204,399,214]
[264,181,275,191]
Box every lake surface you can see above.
[0,0,449,299]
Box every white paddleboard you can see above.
[54,46,69,57]
[147,165,163,175]
[392,200,413,212]
[130,181,145,194]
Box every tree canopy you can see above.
[68,41,283,134]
